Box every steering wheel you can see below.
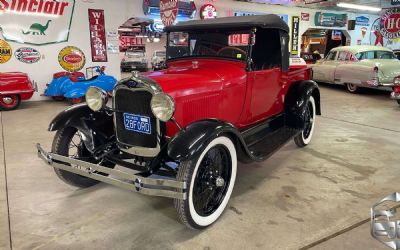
[217,47,247,57]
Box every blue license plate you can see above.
[123,113,151,135]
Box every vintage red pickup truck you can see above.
[37,15,321,229]
[0,72,36,110]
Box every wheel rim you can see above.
[192,145,232,216]
[68,132,101,171]
[303,100,314,140]
[0,95,17,108]
[347,84,357,92]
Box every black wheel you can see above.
[294,96,316,148]
[51,127,114,188]
[346,83,359,93]
[0,94,21,111]
[174,136,237,229]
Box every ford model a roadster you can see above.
[37,15,321,229]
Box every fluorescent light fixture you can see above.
[336,2,381,12]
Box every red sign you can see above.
[63,54,83,63]
[228,34,249,46]
[160,0,178,26]
[380,8,400,39]
[119,36,145,50]
[88,9,108,62]
[301,13,310,21]
[200,4,217,19]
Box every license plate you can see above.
[123,113,151,135]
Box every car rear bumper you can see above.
[36,143,187,200]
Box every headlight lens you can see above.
[150,93,175,122]
[86,86,108,111]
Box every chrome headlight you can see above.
[86,86,108,112]
[394,76,400,85]
[150,93,175,122]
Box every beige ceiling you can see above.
[293,0,392,13]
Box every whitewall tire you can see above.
[294,96,316,147]
[174,136,237,229]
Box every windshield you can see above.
[355,50,396,60]
[167,31,250,61]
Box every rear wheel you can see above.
[174,136,237,229]
[294,96,316,147]
[0,94,21,111]
[346,83,359,93]
[52,127,114,188]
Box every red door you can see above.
[244,68,282,125]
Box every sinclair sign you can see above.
[0,0,76,45]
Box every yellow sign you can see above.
[58,46,86,72]
[0,39,12,64]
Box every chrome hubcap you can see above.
[215,176,225,187]
[2,97,13,105]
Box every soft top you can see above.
[164,14,289,33]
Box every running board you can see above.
[36,144,187,200]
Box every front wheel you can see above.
[174,136,237,229]
[0,94,21,111]
[52,127,114,188]
[294,96,316,147]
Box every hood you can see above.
[0,72,29,84]
[144,59,246,98]
[360,59,400,82]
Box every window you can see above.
[326,51,337,61]
[251,29,282,70]
[355,50,396,60]
[337,51,348,61]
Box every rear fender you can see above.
[167,119,255,163]
[285,80,321,129]
[49,104,114,152]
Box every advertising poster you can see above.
[14,47,41,64]
[160,0,179,26]
[0,39,12,64]
[88,9,108,62]
[58,46,86,72]
[291,16,300,55]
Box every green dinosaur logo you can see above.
[22,20,52,35]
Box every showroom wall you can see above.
[0,0,382,101]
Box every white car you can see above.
[312,45,400,93]
[151,50,166,70]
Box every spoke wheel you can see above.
[0,94,21,111]
[174,136,237,229]
[294,96,316,147]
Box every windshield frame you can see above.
[165,29,253,65]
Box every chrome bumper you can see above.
[36,144,186,200]
[391,92,400,100]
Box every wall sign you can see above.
[144,0,195,19]
[361,27,368,38]
[392,0,400,6]
[160,0,179,26]
[88,9,107,62]
[291,16,299,56]
[231,11,288,24]
[200,4,217,19]
[119,36,145,51]
[301,13,310,21]
[379,8,400,39]
[58,46,86,72]
[0,39,12,64]
[0,0,76,45]
[14,47,41,64]
[356,16,370,26]
[331,30,342,40]
[228,34,249,46]
[315,12,347,27]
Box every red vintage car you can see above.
[0,72,36,110]
[37,15,321,229]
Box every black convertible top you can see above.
[164,14,289,33]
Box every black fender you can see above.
[284,80,321,129]
[49,103,114,152]
[167,119,257,163]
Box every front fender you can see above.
[64,88,86,98]
[285,80,321,129]
[49,104,114,152]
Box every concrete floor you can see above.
[1,84,399,250]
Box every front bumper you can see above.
[36,143,187,200]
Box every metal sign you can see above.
[0,39,12,64]
[88,9,107,62]
[315,12,347,27]
[0,0,76,46]
[356,16,370,26]
[331,30,342,40]
[14,47,41,64]
[200,4,217,19]
[231,11,288,24]
[291,16,300,55]
[301,13,310,21]
[392,0,400,6]
[160,0,178,26]
[58,46,86,72]
[380,8,400,39]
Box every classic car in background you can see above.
[393,49,400,60]
[391,85,400,105]
[37,15,321,229]
[43,66,117,104]
[0,72,36,111]
[121,48,148,72]
[312,45,399,93]
[151,50,166,70]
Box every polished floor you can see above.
[1,84,399,250]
